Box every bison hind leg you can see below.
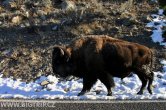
[147,72,154,94]
[135,66,154,95]
[135,71,148,95]
[137,74,148,95]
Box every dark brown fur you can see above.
[52,35,154,96]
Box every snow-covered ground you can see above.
[0,10,166,100]
[146,9,166,46]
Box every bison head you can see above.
[52,46,73,79]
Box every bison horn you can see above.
[53,47,65,57]
[59,48,64,56]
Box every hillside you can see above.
[0,0,165,82]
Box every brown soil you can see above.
[0,0,165,82]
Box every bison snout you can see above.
[54,71,69,79]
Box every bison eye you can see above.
[67,60,73,67]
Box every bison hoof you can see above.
[147,87,153,94]
[107,92,112,96]
[148,90,153,94]
[137,91,143,95]
[77,92,85,96]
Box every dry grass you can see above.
[0,0,161,81]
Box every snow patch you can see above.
[0,9,166,99]
[146,9,166,46]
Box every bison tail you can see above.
[148,50,154,95]
[150,49,154,71]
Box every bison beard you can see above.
[52,35,154,96]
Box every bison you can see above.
[52,35,154,96]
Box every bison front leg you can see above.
[78,76,97,96]
[99,72,115,96]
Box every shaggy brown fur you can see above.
[52,35,154,96]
